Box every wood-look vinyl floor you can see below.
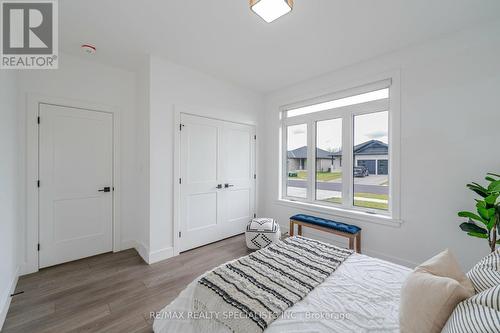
[3,234,250,333]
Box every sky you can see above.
[287,111,388,151]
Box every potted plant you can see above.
[458,173,500,253]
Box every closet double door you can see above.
[179,114,256,251]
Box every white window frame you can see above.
[279,76,401,225]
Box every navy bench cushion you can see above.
[290,214,361,234]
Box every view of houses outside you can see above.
[286,124,308,199]
[287,111,389,210]
[353,111,389,210]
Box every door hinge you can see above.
[254,174,256,180]
[37,243,40,251]
[178,231,182,238]
[253,213,257,218]
[179,123,185,131]
[179,178,182,184]
[254,134,256,140]
[37,116,40,124]
[37,180,40,188]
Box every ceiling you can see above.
[59,0,500,92]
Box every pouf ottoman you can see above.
[245,218,281,250]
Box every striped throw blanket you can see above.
[192,236,353,333]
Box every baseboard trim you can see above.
[0,267,19,331]
[281,223,417,268]
[19,262,37,276]
[148,247,174,264]
[119,240,172,264]
[122,240,150,264]
[136,242,150,264]
[120,239,136,251]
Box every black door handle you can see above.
[216,184,223,189]
[224,184,234,188]
[98,186,111,192]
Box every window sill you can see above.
[275,199,403,228]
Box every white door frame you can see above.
[173,105,258,256]
[23,94,121,274]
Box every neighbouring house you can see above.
[352,140,389,175]
[287,146,338,172]
[287,140,388,175]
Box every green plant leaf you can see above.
[467,232,489,239]
[488,207,496,217]
[478,207,491,220]
[460,222,488,234]
[489,181,500,193]
[487,172,500,178]
[467,183,489,197]
[497,239,500,244]
[476,201,487,209]
[487,216,497,230]
[486,176,496,182]
[485,194,499,205]
[458,211,487,224]
[488,179,500,188]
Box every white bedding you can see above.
[153,253,411,333]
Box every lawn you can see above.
[353,192,388,200]
[322,192,388,210]
[292,171,342,181]
[353,200,388,210]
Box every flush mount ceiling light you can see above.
[250,0,293,23]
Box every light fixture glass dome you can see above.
[250,0,293,23]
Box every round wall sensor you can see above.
[81,44,96,55]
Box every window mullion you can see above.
[307,120,315,202]
[281,121,287,199]
[341,112,353,209]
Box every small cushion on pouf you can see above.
[246,218,280,250]
[290,214,361,234]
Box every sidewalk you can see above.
[288,188,388,204]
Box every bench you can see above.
[289,214,362,253]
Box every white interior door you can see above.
[39,104,113,268]
[220,122,256,236]
[179,114,255,252]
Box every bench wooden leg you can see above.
[289,219,361,253]
[355,232,361,253]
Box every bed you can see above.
[153,237,411,333]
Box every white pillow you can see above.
[399,249,474,333]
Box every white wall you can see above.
[146,55,263,262]
[133,57,151,259]
[0,71,20,329]
[16,53,140,273]
[262,20,500,270]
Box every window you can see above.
[281,79,399,219]
[286,88,389,118]
[353,111,389,210]
[286,123,308,198]
[316,118,342,204]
